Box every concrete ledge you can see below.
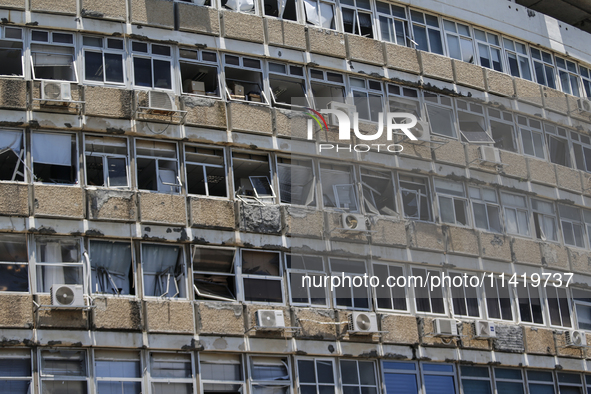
[34,185,84,219]
[139,192,187,225]
[92,297,143,331]
[384,43,420,74]
[222,11,264,43]
[190,197,235,230]
[182,97,227,129]
[196,302,244,336]
[87,189,137,222]
[307,27,346,58]
[265,19,306,50]
[177,3,220,35]
[145,300,195,333]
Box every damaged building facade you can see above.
[3,0,591,392]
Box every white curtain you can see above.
[90,242,132,295]
[0,130,22,154]
[142,245,183,298]
[37,241,65,293]
[225,0,254,12]
[32,133,71,166]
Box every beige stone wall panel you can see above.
[485,69,515,97]
[284,207,324,238]
[479,233,512,261]
[36,295,88,329]
[307,28,346,58]
[0,294,33,328]
[0,79,26,109]
[145,300,195,333]
[84,86,133,118]
[420,52,454,82]
[555,165,582,193]
[293,308,337,340]
[265,19,306,50]
[446,226,479,256]
[131,0,174,28]
[370,218,408,247]
[0,183,29,216]
[222,11,264,43]
[81,0,126,20]
[408,222,445,252]
[528,157,557,185]
[190,197,235,229]
[139,192,187,225]
[385,43,420,74]
[196,302,244,335]
[500,151,528,179]
[453,60,485,90]
[381,314,419,345]
[178,3,220,35]
[524,327,556,355]
[514,78,543,107]
[275,108,308,139]
[92,297,143,331]
[34,185,84,218]
[88,189,137,221]
[228,102,273,134]
[543,87,568,114]
[346,34,384,65]
[432,138,466,166]
[183,97,227,129]
[511,238,542,265]
[31,0,76,14]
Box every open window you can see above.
[136,139,180,193]
[545,123,571,167]
[240,250,283,303]
[309,68,345,111]
[449,271,480,318]
[518,116,545,159]
[340,0,374,38]
[89,240,133,296]
[517,280,544,325]
[457,99,494,143]
[410,10,443,55]
[0,26,24,77]
[319,163,358,212]
[399,174,431,221]
[192,246,236,301]
[179,48,220,97]
[95,350,142,394]
[571,131,591,173]
[361,168,396,216]
[474,29,502,72]
[556,56,581,96]
[501,192,530,237]
[185,144,227,198]
[329,258,369,309]
[268,62,308,107]
[85,135,129,188]
[0,234,28,292]
[250,356,291,394]
[303,0,336,29]
[34,236,83,294]
[484,276,513,321]
[443,19,474,63]
[40,349,88,394]
[531,48,557,89]
[0,129,25,182]
[222,0,255,13]
[424,92,455,138]
[350,77,383,122]
[30,30,76,81]
[469,186,501,233]
[32,131,77,184]
[503,38,532,80]
[434,179,468,226]
[277,157,316,206]
[150,352,193,394]
[559,204,585,248]
[0,349,32,394]
[581,66,591,98]
[572,288,591,330]
[376,1,409,46]
[412,267,445,314]
[546,286,572,328]
[264,0,297,20]
[141,243,186,299]
[131,41,172,90]
[82,36,125,85]
[373,263,407,312]
[531,198,557,242]
[285,254,328,307]
[488,108,516,152]
[224,55,266,103]
[200,353,244,394]
[232,151,275,203]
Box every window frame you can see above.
[517,115,545,160]
[296,357,337,394]
[285,253,329,307]
[494,367,526,394]
[448,270,482,319]
[558,204,586,249]
[0,233,29,294]
[502,37,533,81]
[319,162,359,213]
[309,68,346,111]
[456,99,494,144]
[30,29,78,82]
[557,372,584,394]
[531,47,557,89]
[135,138,181,194]
[473,28,503,72]
[500,191,531,238]
[149,351,196,394]
[381,360,420,394]
[420,363,458,394]
[526,369,556,394]
[329,257,370,310]
[572,287,591,331]
[184,143,228,199]
[487,107,517,152]
[192,245,237,302]
[88,239,135,297]
[232,150,276,204]
[248,355,292,394]
[531,198,558,243]
[31,130,79,185]
[267,61,310,108]
[199,353,246,394]
[93,349,143,394]
[468,185,502,233]
[442,18,475,64]
[409,9,444,55]
[131,41,174,91]
[178,47,221,98]
[83,134,130,189]
[223,54,268,105]
[33,235,84,295]
[360,166,397,216]
[556,56,581,97]
[140,242,187,300]
[460,365,493,394]
[398,174,432,222]
[81,35,126,86]
[303,0,337,30]
[372,262,408,313]
[39,348,90,393]
[434,178,470,227]
[276,156,317,207]
[339,0,375,38]
[238,249,284,305]
[339,359,380,394]
[544,122,572,168]
[375,1,410,46]
[545,285,572,329]
[515,280,545,326]
[581,66,591,98]
[411,266,447,316]
[349,77,384,123]
[484,275,515,322]
[423,92,456,139]
[0,128,27,183]
[0,26,24,78]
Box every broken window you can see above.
[373,263,407,311]
[410,10,443,55]
[319,163,358,212]
[136,139,180,193]
[488,108,516,152]
[572,288,591,330]
[0,129,25,182]
[297,358,336,394]
[581,66,591,98]
[546,286,572,328]
[340,0,374,38]
[141,243,186,299]
[34,236,82,294]
[516,281,544,324]
[449,271,480,318]
[518,116,545,159]
[150,352,193,394]
[531,48,557,89]
[382,362,419,394]
[376,2,409,46]
[556,56,581,96]
[95,350,142,394]
[31,30,76,81]
[304,0,335,29]
[277,157,316,206]
[224,55,266,103]
[361,168,396,216]
[501,192,530,237]
[443,19,474,63]
[330,258,369,309]
[503,38,532,81]
[40,349,88,394]
[457,100,494,143]
[484,276,513,321]
[469,186,501,233]
[0,234,28,292]
[250,356,291,394]
[531,198,557,242]
[89,240,133,296]
[424,92,456,138]
[201,353,244,394]
[240,250,283,303]
[268,62,308,107]
[264,0,297,20]
[285,254,327,307]
[412,267,445,314]
[84,135,129,188]
[131,41,172,90]
[545,123,571,167]
[571,131,591,173]
[32,131,77,184]
[232,151,275,203]
[351,77,383,122]
[340,360,378,394]
[0,349,31,394]
[0,26,23,76]
[82,36,124,84]
[192,246,236,301]
[222,0,255,13]
[310,68,345,110]
[399,175,431,221]
[185,144,227,198]
[434,179,468,226]
[179,48,220,97]
[559,204,585,248]
[474,29,502,72]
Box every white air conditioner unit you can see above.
[577,98,591,114]
[149,91,177,113]
[256,310,285,330]
[479,145,502,164]
[50,284,84,307]
[412,120,431,142]
[348,312,378,333]
[342,213,367,231]
[41,81,72,101]
[433,318,458,337]
[565,330,587,347]
[474,320,496,338]
[326,101,356,126]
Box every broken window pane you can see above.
[222,0,254,12]
[224,55,266,103]
[232,152,274,204]
[399,175,431,221]
[241,250,282,303]
[545,123,571,167]
[32,132,77,184]
[264,0,297,20]
[304,0,335,29]
[320,163,357,212]
[90,240,133,295]
[269,62,308,107]
[35,237,82,293]
[361,168,396,215]
[0,129,25,182]
[435,179,468,226]
[141,243,186,298]
[310,69,345,110]
[180,49,219,97]
[531,198,557,242]
[185,145,227,197]
[286,254,327,306]
[136,139,180,193]
[193,246,236,301]
[0,234,28,292]
[277,157,316,206]
[85,135,128,188]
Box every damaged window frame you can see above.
[411,267,446,315]
[434,178,470,227]
[0,233,29,293]
[376,1,410,46]
[30,29,78,82]
[31,131,78,185]
[469,185,502,233]
[296,357,336,394]
[0,128,26,183]
[39,348,89,394]
[409,10,444,55]
[192,245,237,302]
[140,242,187,299]
[361,167,397,216]
[517,116,545,160]
[84,134,130,189]
[33,235,84,294]
[232,151,276,204]
[572,288,591,330]
[571,130,591,173]
[456,99,494,144]
[276,156,317,207]
[285,253,329,307]
[558,204,586,249]
[131,41,173,91]
[0,26,24,77]
[442,19,475,64]
[531,47,557,89]
[372,262,408,312]
[303,0,337,30]
[223,55,268,104]
[248,355,292,394]
[474,28,503,72]
[200,353,245,394]
[329,257,370,310]
[89,239,135,296]
[339,359,379,394]
[184,143,228,199]
[319,162,359,213]
[423,91,456,139]
[556,56,581,97]
[484,276,514,322]
[487,107,517,152]
[448,270,481,318]
[82,35,125,86]
[149,351,194,394]
[339,0,375,38]
[179,47,221,98]
[309,68,346,111]
[0,348,32,393]
[501,192,531,238]
[268,62,310,108]
[349,77,384,123]
[398,174,432,222]
[531,198,558,243]
[135,138,182,194]
[93,349,143,394]
[516,280,545,325]
[263,0,298,20]
[503,37,533,81]
[545,285,572,329]
[238,249,284,304]
[544,122,572,168]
